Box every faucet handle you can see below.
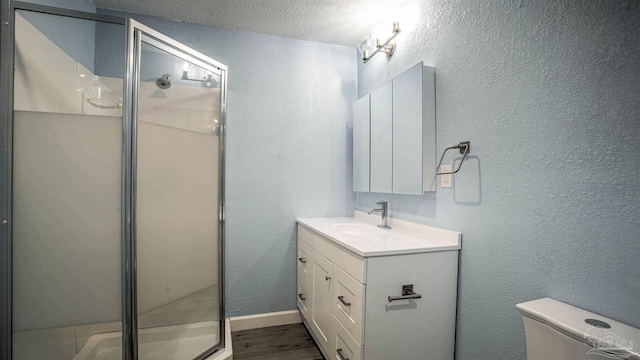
[375,201,387,210]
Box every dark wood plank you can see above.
[232,323,323,360]
[235,347,324,360]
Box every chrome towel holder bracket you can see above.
[435,141,470,175]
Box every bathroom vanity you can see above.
[296,211,461,360]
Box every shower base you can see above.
[73,321,218,360]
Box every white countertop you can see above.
[296,211,461,257]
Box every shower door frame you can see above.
[0,3,227,359]
[124,19,227,360]
[0,1,13,358]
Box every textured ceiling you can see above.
[91,0,405,47]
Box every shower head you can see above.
[156,74,172,89]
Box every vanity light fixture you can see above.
[359,21,400,63]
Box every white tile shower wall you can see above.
[12,111,123,331]
[12,326,76,360]
[12,108,221,331]
[135,102,219,315]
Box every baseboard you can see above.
[229,310,301,332]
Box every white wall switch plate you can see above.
[441,165,452,188]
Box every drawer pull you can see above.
[388,284,422,302]
[337,348,349,360]
[325,275,332,281]
[337,295,351,307]
[298,257,306,264]
[298,293,306,301]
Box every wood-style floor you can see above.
[232,323,324,360]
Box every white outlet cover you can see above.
[441,165,452,188]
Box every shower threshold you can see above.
[73,321,218,360]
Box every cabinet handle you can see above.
[298,257,306,264]
[337,295,351,307]
[325,275,331,281]
[298,293,306,301]
[337,348,349,360]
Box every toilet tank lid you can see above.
[516,298,640,360]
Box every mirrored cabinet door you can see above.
[353,95,370,192]
[369,81,393,193]
[393,64,436,194]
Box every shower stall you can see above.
[1,2,227,359]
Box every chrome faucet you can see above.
[368,201,391,229]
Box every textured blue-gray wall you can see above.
[97,9,357,317]
[19,0,96,71]
[357,1,640,359]
[8,2,638,359]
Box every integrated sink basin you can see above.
[327,223,386,237]
[297,210,462,257]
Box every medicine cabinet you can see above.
[352,62,436,194]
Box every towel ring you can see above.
[435,141,470,175]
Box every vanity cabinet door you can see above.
[353,95,370,192]
[369,81,393,193]
[363,251,458,359]
[311,250,335,353]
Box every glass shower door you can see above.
[126,21,226,360]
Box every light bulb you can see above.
[357,35,375,54]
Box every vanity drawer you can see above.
[334,318,363,360]
[297,275,312,321]
[298,224,365,283]
[297,238,313,285]
[332,266,365,344]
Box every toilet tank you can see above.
[516,298,640,360]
